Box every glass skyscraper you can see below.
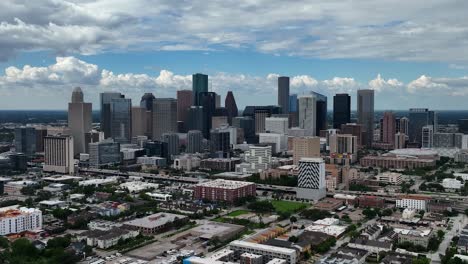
[333,93,351,129]
[409,108,437,146]
[14,127,36,156]
[100,92,123,139]
[192,73,208,106]
[110,97,132,143]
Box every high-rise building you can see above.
[329,134,357,154]
[199,92,217,139]
[212,107,229,129]
[265,117,289,134]
[312,92,327,136]
[68,87,92,155]
[187,130,203,153]
[233,116,256,144]
[152,98,177,140]
[89,139,121,168]
[100,92,122,138]
[215,94,221,108]
[140,93,155,137]
[0,207,42,235]
[35,127,48,153]
[192,73,208,106]
[242,106,281,135]
[259,133,287,153]
[131,106,147,137]
[422,125,434,148]
[395,132,406,149]
[143,140,168,160]
[278,76,290,114]
[409,109,437,146]
[84,130,104,153]
[298,95,316,135]
[43,135,74,174]
[177,90,193,131]
[380,112,396,145]
[14,127,36,156]
[162,133,179,159]
[110,97,132,143]
[340,123,365,148]
[458,119,468,134]
[236,145,272,173]
[289,94,299,128]
[187,106,205,133]
[210,129,231,154]
[357,89,375,147]
[292,136,320,165]
[225,91,238,125]
[333,93,351,129]
[396,117,410,136]
[296,158,326,201]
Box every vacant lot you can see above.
[272,200,308,213]
[227,210,250,217]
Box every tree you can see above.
[247,200,275,214]
[20,186,36,196]
[301,209,331,221]
[362,208,380,219]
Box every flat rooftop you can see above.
[124,212,187,229]
[196,179,255,189]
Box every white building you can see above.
[236,145,272,173]
[442,178,462,190]
[173,154,201,171]
[0,206,42,235]
[229,240,297,264]
[119,181,159,193]
[43,134,75,174]
[422,125,434,148]
[329,134,357,154]
[265,117,289,134]
[296,158,326,201]
[396,196,429,211]
[146,192,172,201]
[376,172,402,185]
[259,133,287,153]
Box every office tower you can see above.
[259,133,287,153]
[292,137,320,165]
[333,93,351,129]
[357,89,374,147]
[395,132,406,149]
[68,87,91,156]
[242,106,282,135]
[396,117,409,135]
[110,97,132,143]
[432,132,464,148]
[278,76,290,114]
[296,158,326,201]
[289,94,299,128]
[43,135,74,174]
[100,92,122,138]
[177,90,193,131]
[341,123,366,149]
[225,91,238,125]
[422,125,434,148]
[236,145,272,173]
[216,125,238,147]
[298,95,316,135]
[409,108,437,146]
[265,117,289,134]
[233,116,256,144]
[152,98,177,140]
[192,73,208,106]
[143,140,168,159]
[312,92,327,136]
[459,119,468,134]
[35,127,48,152]
[212,107,229,129]
[89,139,121,168]
[47,126,71,136]
[140,93,155,137]
[329,134,357,154]
[210,129,230,154]
[140,93,155,111]
[215,94,221,108]
[199,92,217,139]
[14,127,36,156]
[254,110,269,134]
[84,130,104,153]
[131,106,147,137]
[187,106,205,132]
[380,112,396,145]
[162,133,179,159]
[187,130,203,153]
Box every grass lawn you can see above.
[227,210,250,217]
[272,200,308,214]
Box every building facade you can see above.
[43,135,74,174]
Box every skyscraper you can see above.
[409,108,437,146]
[422,125,434,148]
[225,91,238,125]
[110,97,132,143]
[357,89,375,147]
[278,76,290,114]
[43,134,74,174]
[14,127,36,156]
[68,87,92,155]
[380,112,396,145]
[396,117,410,136]
[187,106,205,133]
[131,106,147,137]
[89,139,121,168]
[140,93,155,137]
[187,130,203,153]
[233,116,256,144]
[162,133,180,159]
[289,94,298,127]
[296,158,326,201]
[298,95,316,135]
[192,73,208,106]
[210,129,231,154]
[152,98,178,140]
[100,92,122,139]
[292,137,320,165]
[333,93,351,129]
[177,90,193,131]
[312,92,327,136]
[199,92,217,139]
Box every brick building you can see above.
[193,179,256,203]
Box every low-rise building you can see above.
[77,226,139,249]
[375,172,402,185]
[193,179,256,203]
[4,180,37,195]
[442,178,462,190]
[123,212,188,234]
[0,206,42,235]
[348,238,392,254]
[200,158,242,172]
[396,195,430,211]
[229,240,297,264]
[394,227,433,248]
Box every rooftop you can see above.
[196,179,255,189]
[124,212,187,229]
[229,240,296,255]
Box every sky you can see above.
[1,0,468,110]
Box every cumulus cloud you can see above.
[368,74,403,92]
[0,0,468,62]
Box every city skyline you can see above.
[0,1,468,109]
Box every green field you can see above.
[272,200,308,213]
[227,210,250,217]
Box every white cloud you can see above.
[368,74,403,92]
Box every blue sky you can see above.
[0,0,468,110]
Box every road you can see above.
[429,214,467,263]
